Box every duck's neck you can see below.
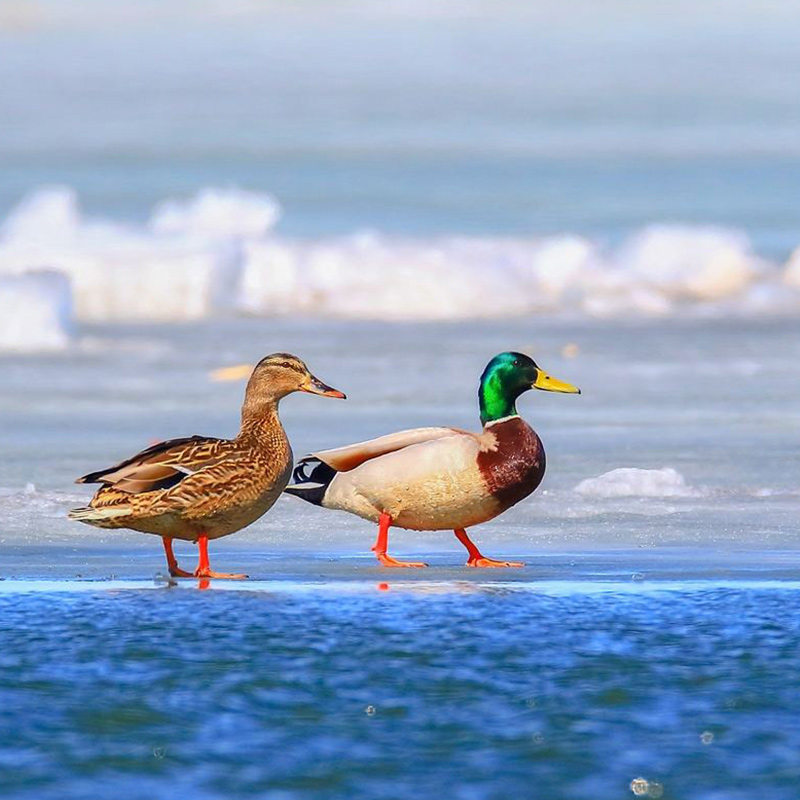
[479,375,519,426]
[237,398,285,445]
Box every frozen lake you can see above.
[3,316,799,565]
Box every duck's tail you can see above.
[68,505,131,526]
[284,457,337,507]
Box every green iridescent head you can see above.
[478,352,580,425]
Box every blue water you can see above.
[2,577,800,800]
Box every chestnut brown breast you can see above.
[476,417,546,509]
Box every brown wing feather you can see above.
[75,435,227,495]
[110,464,190,494]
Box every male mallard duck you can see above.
[69,354,345,579]
[285,352,579,567]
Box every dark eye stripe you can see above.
[278,362,305,373]
[257,354,307,374]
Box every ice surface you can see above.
[0,483,83,523]
[3,316,799,561]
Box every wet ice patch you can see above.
[574,468,702,498]
[0,483,83,512]
[0,484,85,539]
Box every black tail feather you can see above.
[284,457,337,506]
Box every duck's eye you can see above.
[513,359,521,367]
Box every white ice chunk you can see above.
[149,188,281,240]
[0,187,244,322]
[0,186,80,243]
[783,246,800,288]
[616,225,761,301]
[0,186,793,325]
[240,234,540,320]
[527,235,601,304]
[574,467,702,498]
[0,270,74,351]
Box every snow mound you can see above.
[149,187,281,239]
[0,270,74,351]
[0,185,793,326]
[0,187,244,322]
[574,467,702,498]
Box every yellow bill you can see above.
[533,370,581,394]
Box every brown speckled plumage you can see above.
[69,354,344,548]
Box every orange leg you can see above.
[371,513,427,568]
[454,529,524,568]
[161,537,193,578]
[194,535,248,580]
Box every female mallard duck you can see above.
[286,352,579,567]
[69,354,345,579]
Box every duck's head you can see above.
[244,353,346,412]
[479,351,580,425]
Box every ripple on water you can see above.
[1,587,800,800]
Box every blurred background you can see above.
[1,0,800,350]
[0,0,798,241]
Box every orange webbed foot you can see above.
[192,535,247,579]
[371,513,427,567]
[466,557,525,568]
[375,553,428,568]
[194,569,249,580]
[454,529,524,568]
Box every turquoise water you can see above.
[3,573,800,800]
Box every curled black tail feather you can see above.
[284,457,337,506]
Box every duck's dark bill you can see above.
[532,371,581,394]
[303,377,347,399]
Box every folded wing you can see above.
[311,427,462,472]
[76,435,223,495]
